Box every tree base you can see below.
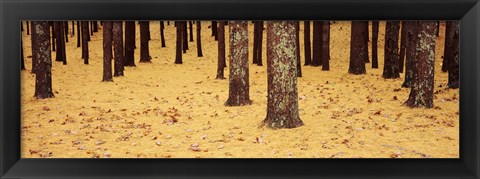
[224,99,252,107]
[261,117,304,129]
[35,93,54,99]
[215,76,225,80]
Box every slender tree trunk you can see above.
[31,22,38,73]
[90,21,94,36]
[21,37,25,70]
[160,21,166,47]
[382,21,400,79]
[113,21,124,76]
[26,21,30,35]
[447,21,459,89]
[174,21,183,64]
[93,21,98,32]
[182,21,188,53]
[82,21,89,64]
[256,21,264,66]
[402,21,417,88]
[54,22,64,62]
[295,22,302,77]
[321,21,330,71]
[399,21,407,72]
[124,21,136,66]
[86,22,91,41]
[139,21,151,63]
[225,21,252,106]
[196,21,203,57]
[262,21,304,129]
[364,22,370,63]
[349,21,368,74]
[51,22,56,52]
[371,21,379,68]
[102,21,113,82]
[189,21,194,42]
[72,21,75,36]
[212,21,218,41]
[253,21,260,64]
[77,21,81,48]
[304,21,312,66]
[442,21,452,72]
[32,21,54,99]
[21,21,24,32]
[405,21,436,108]
[216,21,226,79]
[312,21,322,66]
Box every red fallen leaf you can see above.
[392,96,398,100]
[42,106,50,111]
[48,119,54,123]
[374,110,382,115]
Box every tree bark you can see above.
[93,21,98,32]
[256,21,264,66]
[447,21,459,89]
[216,21,226,79]
[402,21,417,88]
[174,21,183,64]
[212,21,218,41]
[196,21,203,57]
[81,21,89,64]
[32,21,54,99]
[312,21,322,66]
[102,21,113,82]
[253,21,260,64]
[262,21,304,129]
[349,21,368,75]
[31,22,38,73]
[189,21,194,42]
[139,21,151,63]
[182,21,188,53]
[51,22,56,52]
[225,21,252,106]
[77,21,81,48]
[371,21,379,68]
[382,21,400,79]
[113,21,124,76]
[72,21,74,36]
[295,22,302,77]
[54,22,65,62]
[21,37,25,70]
[304,21,312,66]
[26,21,30,35]
[405,21,436,108]
[124,21,136,66]
[442,21,452,72]
[399,21,407,72]
[64,21,69,43]
[321,21,330,71]
[160,21,166,47]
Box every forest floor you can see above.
[21,21,459,158]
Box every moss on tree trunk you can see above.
[33,21,55,99]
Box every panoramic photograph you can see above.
[20,20,459,158]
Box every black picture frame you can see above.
[1,0,479,178]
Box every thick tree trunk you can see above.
[399,21,407,72]
[81,21,89,64]
[295,22,302,77]
[212,21,218,41]
[447,21,459,89]
[225,21,252,106]
[402,21,417,88]
[304,21,312,66]
[77,21,81,48]
[189,21,194,42]
[113,21,124,77]
[372,21,379,68]
[196,21,203,57]
[216,21,226,79]
[321,21,330,71]
[349,21,368,75]
[102,21,113,82]
[312,21,322,66]
[382,21,400,79]
[405,21,436,108]
[140,21,151,63]
[160,21,166,47]
[175,21,183,64]
[442,21,452,72]
[124,21,136,67]
[263,21,304,129]
[32,21,54,99]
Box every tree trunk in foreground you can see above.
[349,21,368,75]
[102,21,113,82]
[225,21,252,106]
[32,21,54,99]
[405,21,436,108]
[402,21,417,88]
[262,21,304,129]
[382,21,400,79]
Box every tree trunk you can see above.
[312,21,322,66]
[54,22,64,62]
[447,21,459,89]
[212,21,218,41]
[90,21,94,36]
[82,21,89,64]
[321,21,330,71]
[26,21,30,35]
[124,21,136,66]
[86,22,91,41]
[64,21,69,43]
[174,21,183,64]
[147,21,151,41]
[382,21,400,79]
[93,21,98,32]
[262,21,304,129]
[72,21,75,36]
[182,21,188,53]
[225,21,252,106]
[77,21,81,48]
[189,21,194,42]
[21,37,25,70]
[253,21,260,64]
[405,21,436,108]
[216,21,226,79]
[102,21,113,82]
[295,22,302,77]
[399,21,407,72]
[196,21,203,57]
[349,21,368,75]
[113,21,124,76]
[402,21,417,88]
[371,21,379,68]
[32,21,54,99]
[442,21,452,72]
[160,21,166,47]
[139,21,151,63]
[31,22,38,73]
[304,21,312,66]
[51,22,56,52]
[364,22,370,63]
[256,21,264,66]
